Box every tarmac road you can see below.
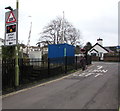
[2,62,118,109]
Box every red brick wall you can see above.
[91,56,119,62]
[104,56,119,62]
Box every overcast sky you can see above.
[1,0,119,46]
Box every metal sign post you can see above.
[5,0,19,87]
[15,0,19,87]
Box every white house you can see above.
[88,38,109,60]
[20,45,42,59]
[29,50,42,60]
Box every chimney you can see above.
[97,38,103,46]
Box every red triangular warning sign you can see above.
[6,11,16,24]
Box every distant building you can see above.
[36,41,48,55]
[20,45,42,59]
[41,46,48,55]
[28,46,42,60]
[104,46,117,54]
[88,38,109,60]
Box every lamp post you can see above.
[26,16,32,55]
[15,0,19,87]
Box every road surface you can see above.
[2,62,118,109]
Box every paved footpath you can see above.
[2,62,118,109]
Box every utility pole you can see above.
[62,11,65,44]
[26,18,32,55]
[15,0,19,87]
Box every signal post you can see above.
[5,0,19,87]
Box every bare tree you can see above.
[38,16,81,46]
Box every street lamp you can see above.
[26,16,32,55]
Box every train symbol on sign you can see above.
[6,11,16,24]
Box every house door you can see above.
[99,52,103,61]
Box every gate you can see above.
[2,59,15,90]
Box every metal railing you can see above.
[2,56,92,92]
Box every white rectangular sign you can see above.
[6,32,16,45]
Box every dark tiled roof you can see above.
[88,43,109,52]
[104,46,117,52]
[90,49,98,53]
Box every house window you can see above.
[91,53,96,56]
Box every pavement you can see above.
[2,62,118,109]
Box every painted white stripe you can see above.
[97,66,103,69]
[95,73,103,77]
[79,73,86,76]
[102,70,108,73]
[88,69,93,72]
[85,73,94,77]
[73,74,78,76]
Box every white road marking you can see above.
[85,73,94,77]
[88,69,93,72]
[95,73,103,77]
[91,69,108,73]
[73,73,86,77]
[79,73,86,76]
[92,69,99,73]
[102,70,108,73]
[73,65,108,78]
[73,74,78,76]
[97,66,103,69]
